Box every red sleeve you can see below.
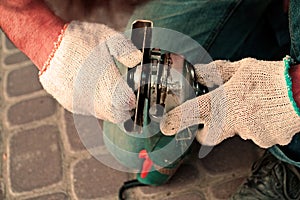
[0,0,65,70]
[290,64,300,108]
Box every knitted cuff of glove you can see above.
[284,55,300,116]
[39,23,69,76]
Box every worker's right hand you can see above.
[160,57,300,148]
[39,21,142,123]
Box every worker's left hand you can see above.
[160,57,300,148]
[39,21,142,123]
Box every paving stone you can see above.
[6,65,42,97]
[0,182,5,200]
[4,52,29,65]
[210,177,246,199]
[140,163,199,195]
[4,37,16,50]
[200,136,260,175]
[166,192,205,200]
[64,111,104,152]
[64,111,88,151]
[73,157,128,199]
[0,129,3,176]
[7,96,56,125]
[9,125,63,192]
[0,36,2,50]
[25,193,69,200]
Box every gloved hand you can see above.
[160,57,300,148]
[39,21,142,123]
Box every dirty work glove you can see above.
[39,21,142,123]
[160,57,300,148]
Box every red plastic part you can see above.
[139,149,153,179]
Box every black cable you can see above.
[118,179,147,200]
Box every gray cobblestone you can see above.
[0,31,2,49]
[7,96,57,125]
[201,137,260,175]
[0,182,5,200]
[73,157,128,199]
[6,65,42,97]
[4,52,29,65]
[9,125,63,192]
[64,111,88,152]
[65,112,105,152]
[4,37,16,50]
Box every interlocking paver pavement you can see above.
[0,27,264,200]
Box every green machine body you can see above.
[102,20,208,189]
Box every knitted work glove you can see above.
[39,21,142,123]
[160,57,300,148]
